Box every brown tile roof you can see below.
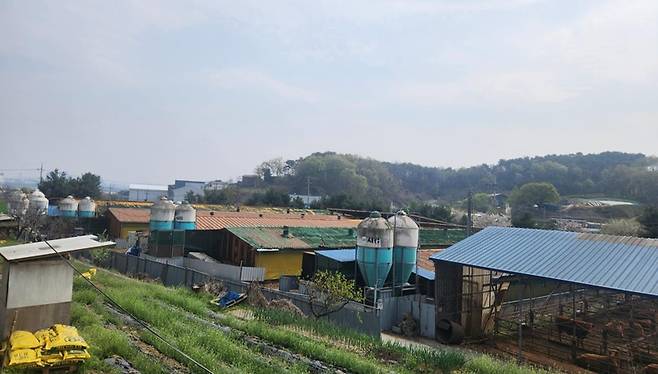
[107,208,150,223]
[104,208,360,229]
[417,249,443,271]
[195,211,360,230]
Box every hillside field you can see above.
[8,263,554,374]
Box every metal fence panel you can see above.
[381,295,435,339]
[240,267,265,282]
[126,255,139,275]
[261,288,381,337]
[106,253,380,336]
[182,258,264,282]
[164,266,186,286]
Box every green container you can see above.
[356,211,394,288]
[356,246,393,288]
[392,246,416,284]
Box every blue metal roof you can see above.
[431,227,658,298]
[412,265,435,281]
[315,249,357,263]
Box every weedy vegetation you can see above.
[8,262,556,373]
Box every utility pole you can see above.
[39,163,43,184]
[467,190,473,236]
[306,176,311,208]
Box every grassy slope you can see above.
[10,263,555,373]
[0,239,21,247]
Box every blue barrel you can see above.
[356,211,394,288]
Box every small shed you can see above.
[315,249,359,280]
[106,208,150,242]
[0,235,115,339]
[214,226,357,280]
[431,227,658,372]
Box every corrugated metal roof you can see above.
[129,184,168,191]
[107,208,150,223]
[316,249,358,263]
[227,227,311,249]
[314,248,438,280]
[0,235,115,262]
[228,227,356,250]
[431,227,658,297]
[412,265,435,281]
[288,227,356,248]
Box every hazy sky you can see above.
[1,0,657,185]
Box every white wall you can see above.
[169,183,205,202]
[129,188,166,202]
[6,260,73,309]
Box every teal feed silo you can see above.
[356,211,394,288]
[59,195,78,218]
[150,196,175,231]
[388,211,419,285]
[174,201,196,230]
[78,196,96,218]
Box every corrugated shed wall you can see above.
[255,252,303,280]
[119,223,149,239]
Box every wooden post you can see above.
[518,277,524,364]
[571,285,577,360]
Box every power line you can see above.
[43,240,215,374]
[0,168,41,172]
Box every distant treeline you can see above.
[259,151,657,204]
[191,151,658,217]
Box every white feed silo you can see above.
[7,189,29,216]
[174,201,196,230]
[150,196,176,231]
[59,195,79,217]
[78,197,96,218]
[28,189,49,214]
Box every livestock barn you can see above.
[432,227,658,374]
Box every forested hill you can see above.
[252,151,658,209]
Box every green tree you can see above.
[247,187,290,207]
[509,182,559,228]
[204,186,241,205]
[38,170,101,198]
[306,270,363,318]
[511,211,536,228]
[255,157,286,181]
[39,169,71,198]
[638,206,658,238]
[290,196,305,209]
[509,182,560,208]
[73,172,102,198]
[407,202,453,222]
[184,190,203,203]
[471,193,494,213]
